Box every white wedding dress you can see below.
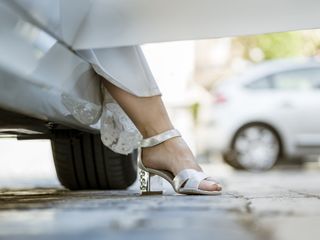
[12,0,161,155]
[74,46,162,155]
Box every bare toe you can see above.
[198,180,222,192]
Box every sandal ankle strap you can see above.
[139,129,181,148]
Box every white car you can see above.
[202,58,320,171]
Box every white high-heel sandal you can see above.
[138,129,222,195]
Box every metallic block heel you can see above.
[139,168,150,192]
[139,169,163,196]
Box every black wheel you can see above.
[51,130,137,190]
[223,124,282,171]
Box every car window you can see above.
[245,77,273,90]
[271,68,320,90]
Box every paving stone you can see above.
[256,216,320,240]
[249,197,320,216]
[1,168,320,240]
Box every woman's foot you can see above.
[141,136,222,192]
[102,82,221,192]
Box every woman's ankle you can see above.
[141,137,200,175]
[139,124,174,138]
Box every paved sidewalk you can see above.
[0,164,320,240]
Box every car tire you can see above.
[51,130,137,190]
[224,124,281,171]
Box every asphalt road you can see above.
[1,161,320,240]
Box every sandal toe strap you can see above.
[173,169,215,191]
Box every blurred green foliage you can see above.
[237,31,320,61]
[254,32,304,59]
[190,102,200,125]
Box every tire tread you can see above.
[51,130,137,190]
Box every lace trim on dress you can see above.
[100,86,142,155]
[61,93,102,125]
[61,83,142,155]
